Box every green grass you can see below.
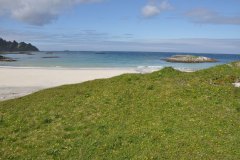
[1,62,240,159]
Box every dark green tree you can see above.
[0,38,39,51]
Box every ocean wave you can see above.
[174,67,198,72]
[136,66,200,73]
[136,66,163,73]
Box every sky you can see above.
[0,0,240,53]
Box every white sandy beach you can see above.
[0,67,137,101]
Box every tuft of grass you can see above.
[43,117,53,124]
[0,62,240,159]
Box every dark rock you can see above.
[0,55,17,62]
[41,56,60,59]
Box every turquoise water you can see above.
[1,51,240,71]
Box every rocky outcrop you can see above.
[0,38,39,52]
[0,55,16,62]
[163,55,217,63]
[41,56,59,58]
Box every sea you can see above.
[1,51,240,72]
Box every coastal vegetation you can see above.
[164,55,217,63]
[0,38,39,52]
[0,62,240,159]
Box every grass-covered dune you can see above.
[1,62,240,159]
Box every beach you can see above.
[0,67,137,101]
[1,52,239,101]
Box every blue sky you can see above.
[0,0,240,53]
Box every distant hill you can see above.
[0,38,39,52]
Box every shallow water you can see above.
[1,51,240,71]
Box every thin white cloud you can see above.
[186,8,240,25]
[0,0,103,26]
[142,0,172,18]
[1,27,239,53]
[44,38,240,53]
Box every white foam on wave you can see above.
[136,66,200,73]
[136,66,164,73]
[174,67,198,72]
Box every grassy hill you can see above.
[0,62,240,159]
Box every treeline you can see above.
[0,38,39,51]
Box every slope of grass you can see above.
[0,62,240,159]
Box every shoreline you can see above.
[0,65,137,70]
[0,67,137,101]
[0,65,199,101]
[0,65,197,71]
